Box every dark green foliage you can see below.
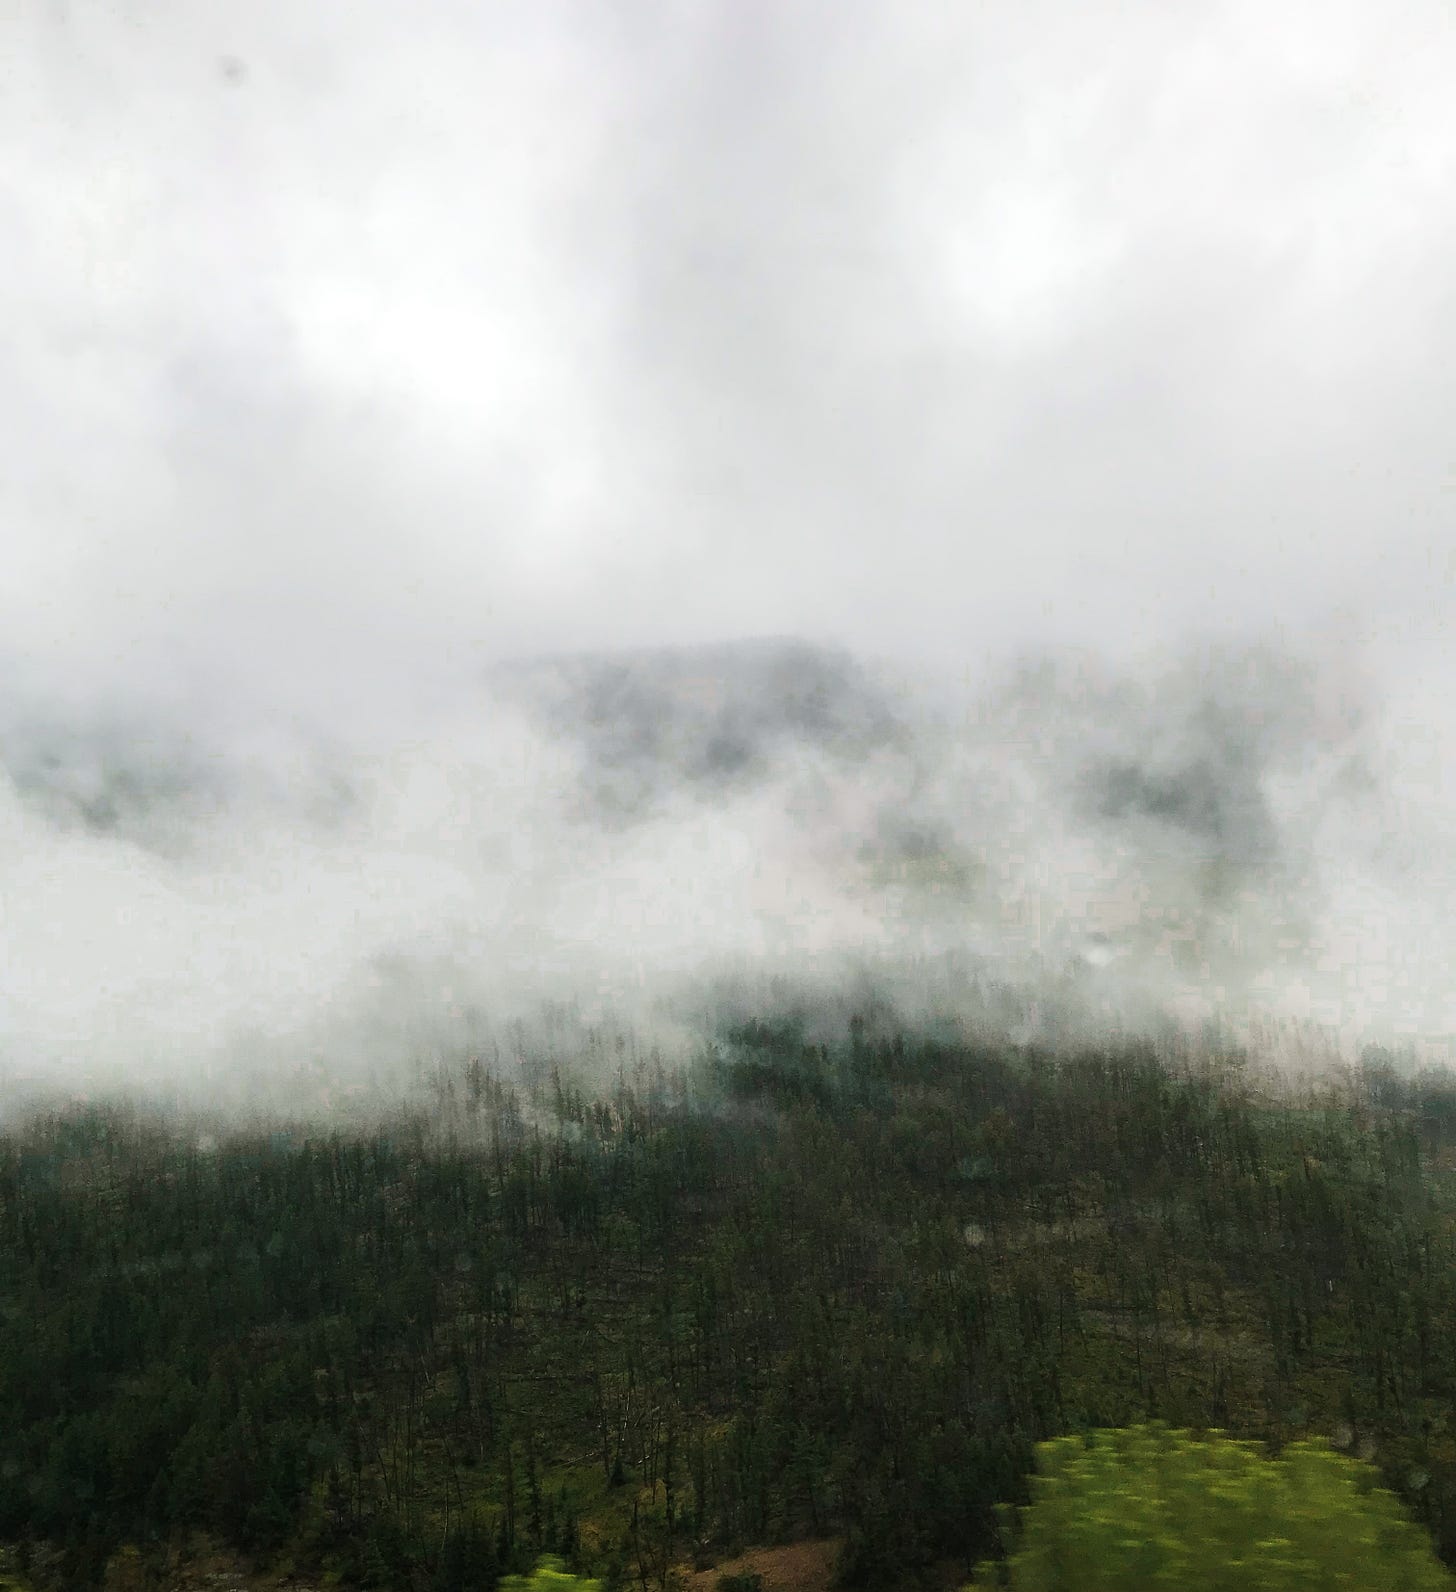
[717,1572,763,1592]
[0,1034,1454,1588]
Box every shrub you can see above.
[970,1422,1453,1590]
[718,1574,765,1592]
[502,1555,603,1592]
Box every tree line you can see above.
[2,1023,1456,1588]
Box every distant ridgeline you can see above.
[488,636,906,819]
[1,1030,1456,1588]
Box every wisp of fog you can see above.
[3,631,1454,1111]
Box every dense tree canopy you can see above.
[0,1030,1454,1588]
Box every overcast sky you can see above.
[3,0,1454,720]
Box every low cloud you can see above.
[2,631,1451,1114]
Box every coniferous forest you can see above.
[4,1023,1456,1589]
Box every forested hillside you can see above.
[3,1028,1456,1589]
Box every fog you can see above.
[3,1,1454,1106]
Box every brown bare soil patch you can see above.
[682,1537,842,1592]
